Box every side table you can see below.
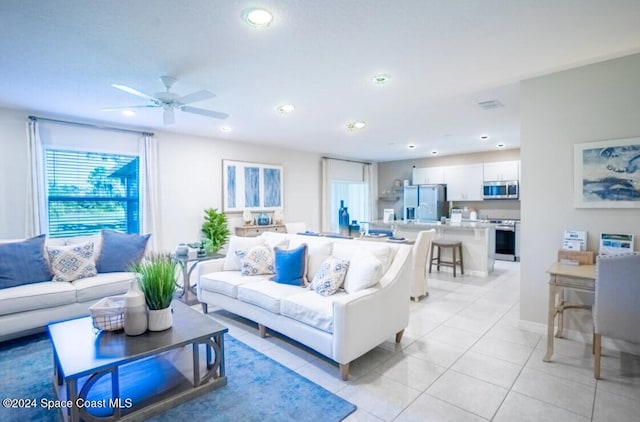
[175,253,224,305]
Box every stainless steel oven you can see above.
[491,219,517,261]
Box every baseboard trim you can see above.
[518,319,640,355]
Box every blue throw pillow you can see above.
[270,244,308,286]
[96,230,151,273]
[0,234,52,289]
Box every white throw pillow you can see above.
[223,236,265,271]
[235,245,275,276]
[307,242,334,280]
[343,248,383,293]
[47,242,98,282]
[311,256,349,296]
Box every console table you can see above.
[543,262,596,362]
[235,224,286,237]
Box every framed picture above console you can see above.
[222,159,284,212]
[574,137,640,208]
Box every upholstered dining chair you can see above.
[411,229,436,302]
[285,222,307,234]
[593,252,640,379]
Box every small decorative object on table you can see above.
[89,296,125,331]
[123,280,147,336]
[242,208,253,225]
[257,211,270,225]
[175,243,189,257]
[273,208,284,224]
[350,220,361,237]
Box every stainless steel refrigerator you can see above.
[416,185,449,221]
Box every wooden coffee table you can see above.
[48,300,227,422]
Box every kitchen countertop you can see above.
[367,220,494,231]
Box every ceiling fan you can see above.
[102,76,229,125]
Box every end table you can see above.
[174,253,224,305]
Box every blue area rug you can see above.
[0,333,356,422]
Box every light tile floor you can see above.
[199,261,640,421]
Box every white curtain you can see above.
[364,163,376,222]
[139,133,159,251]
[25,119,46,237]
[321,158,332,232]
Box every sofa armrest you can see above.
[331,244,412,364]
[194,258,225,293]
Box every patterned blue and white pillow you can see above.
[47,242,98,282]
[236,245,275,276]
[311,256,350,297]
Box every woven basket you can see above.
[89,296,125,331]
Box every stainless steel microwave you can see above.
[483,181,519,199]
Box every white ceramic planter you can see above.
[147,307,173,331]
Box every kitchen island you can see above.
[368,220,496,277]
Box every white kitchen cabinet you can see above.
[444,163,484,201]
[412,166,445,185]
[483,160,519,181]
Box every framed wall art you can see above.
[222,160,283,212]
[574,137,640,208]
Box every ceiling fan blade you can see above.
[181,106,229,120]
[112,84,156,100]
[176,90,215,105]
[163,107,175,125]
[100,105,158,111]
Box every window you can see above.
[44,149,140,237]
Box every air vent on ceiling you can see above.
[478,100,503,110]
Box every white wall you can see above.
[0,108,322,250]
[520,54,640,338]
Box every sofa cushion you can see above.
[200,271,271,298]
[223,236,265,271]
[236,245,274,276]
[0,281,76,315]
[343,248,384,293]
[237,280,307,314]
[271,244,308,286]
[96,230,151,273]
[64,234,102,259]
[280,290,347,333]
[73,272,134,303]
[47,242,98,282]
[0,234,52,289]
[333,243,394,274]
[311,257,349,297]
[288,238,333,280]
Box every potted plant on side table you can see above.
[131,253,177,331]
[202,208,230,255]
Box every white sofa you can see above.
[196,232,413,380]
[0,235,136,342]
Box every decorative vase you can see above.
[338,200,350,236]
[175,243,188,257]
[242,209,253,225]
[123,280,147,336]
[350,220,361,238]
[148,307,173,331]
[257,212,270,225]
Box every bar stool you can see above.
[429,240,464,277]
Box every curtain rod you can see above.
[28,115,154,137]
[322,156,372,165]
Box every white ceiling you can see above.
[1,1,640,161]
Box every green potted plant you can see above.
[201,208,230,254]
[131,253,177,331]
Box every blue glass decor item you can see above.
[350,220,361,237]
[338,200,350,236]
[257,212,270,225]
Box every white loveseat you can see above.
[0,234,139,342]
[196,232,413,380]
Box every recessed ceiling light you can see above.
[431,150,438,155]
[243,8,273,27]
[408,144,416,149]
[121,110,136,117]
[276,104,295,114]
[220,126,232,133]
[372,73,391,85]
[496,142,505,148]
[346,121,366,132]
[480,135,489,140]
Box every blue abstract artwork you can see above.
[223,160,284,211]
[244,167,260,207]
[263,168,282,207]
[227,165,236,209]
[574,138,640,208]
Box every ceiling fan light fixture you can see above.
[346,121,366,132]
[276,104,295,114]
[243,8,273,28]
